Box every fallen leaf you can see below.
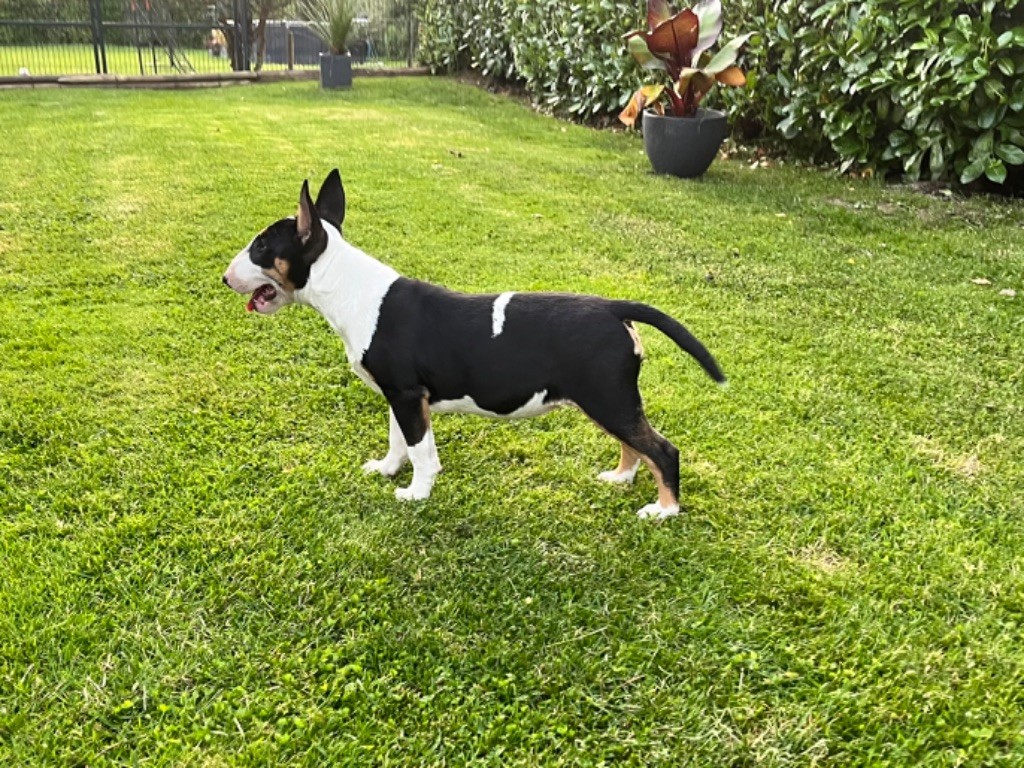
[971,278,992,286]
[999,288,1016,298]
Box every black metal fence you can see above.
[0,0,418,78]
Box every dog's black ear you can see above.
[314,168,346,232]
[296,179,323,246]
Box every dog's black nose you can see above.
[222,275,230,287]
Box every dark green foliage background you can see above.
[417,0,1024,186]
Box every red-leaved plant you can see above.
[619,0,751,127]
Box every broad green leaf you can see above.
[995,143,1024,165]
[983,78,1005,101]
[969,130,995,162]
[703,33,754,75]
[985,157,1007,183]
[929,141,946,178]
[960,157,986,183]
[1009,80,1024,111]
[778,114,800,139]
[978,105,1000,130]
[1000,126,1024,147]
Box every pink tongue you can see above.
[246,296,256,312]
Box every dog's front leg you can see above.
[362,408,409,477]
[387,391,441,501]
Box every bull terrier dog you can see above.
[223,170,726,519]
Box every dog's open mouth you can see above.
[247,284,278,312]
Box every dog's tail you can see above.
[609,300,727,385]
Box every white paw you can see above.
[598,469,636,484]
[395,485,430,502]
[362,457,404,477]
[637,502,680,520]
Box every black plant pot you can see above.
[319,53,352,89]
[642,108,728,178]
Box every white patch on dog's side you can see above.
[431,390,561,419]
[396,427,441,500]
[296,224,399,369]
[491,291,515,337]
[598,460,641,484]
[637,502,680,520]
[362,408,409,476]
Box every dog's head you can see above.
[222,169,346,314]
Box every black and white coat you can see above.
[223,170,725,519]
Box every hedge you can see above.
[728,0,1024,185]
[418,0,644,119]
[417,1,1024,187]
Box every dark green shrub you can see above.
[754,0,1024,184]
[417,0,470,73]
[417,0,1024,186]
[418,0,647,120]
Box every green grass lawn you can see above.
[0,44,404,77]
[0,78,1022,766]
[0,44,254,77]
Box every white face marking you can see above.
[491,291,515,337]
[430,390,563,419]
[223,240,292,314]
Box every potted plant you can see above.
[620,0,751,177]
[302,0,356,89]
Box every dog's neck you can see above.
[296,226,400,359]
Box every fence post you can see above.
[88,0,108,74]
[231,0,251,71]
[287,28,295,70]
[240,0,252,71]
[406,7,413,68]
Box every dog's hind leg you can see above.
[363,408,409,477]
[387,391,441,501]
[598,442,641,484]
[575,380,681,520]
[630,424,681,520]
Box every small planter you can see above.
[319,53,352,89]
[642,108,728,178]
